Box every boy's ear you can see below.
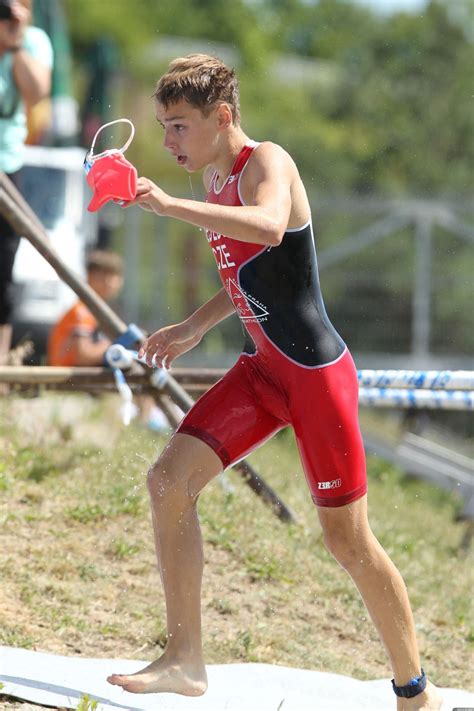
[216,103,233,129]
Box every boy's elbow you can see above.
[35,78,51,104]
[28,71,51,106]
[272,228,285,246]
[23,83,49,106]
[261,222,284,246]
[268,226,284,246]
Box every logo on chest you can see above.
[227,278,269,323]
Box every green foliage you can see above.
[66,503,107,524]
[66,489,143,524]
[111,538,141,559]
[0,628,35,649]
[77,695,98,711]
[254,0,473,194]
[63,0,473,196]
[63,0,271,67]
[16,447,61,482]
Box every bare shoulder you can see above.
[250,141,297,173]
[241,142,298,198]
[242,141,310,226]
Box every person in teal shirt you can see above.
[0,0,52,365]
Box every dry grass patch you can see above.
[0,392,472,711]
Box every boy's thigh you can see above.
[291,351,367,508]
[177,357,285,471]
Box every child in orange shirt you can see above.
[48,249,171,433]
[48,250,123,366]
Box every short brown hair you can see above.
[86,250,123,277]
[153,54,241,125]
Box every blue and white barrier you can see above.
[357,369,474,409]
[106,343,170,373]
[357,369,474,391]
[105,344,173,424]
[358,386,473,410]
[111,367,135,426]
[105,343,143,370]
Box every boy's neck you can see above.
[212,126,250,182]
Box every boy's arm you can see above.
[12,47,51,105]
[138,288,235,368]
[126,143,294,247]
[73,334,112,366]
[4,5,53,105]
[186,287,235,337]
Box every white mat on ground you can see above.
[1,647,473,711]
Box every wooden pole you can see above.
[0,174,295,524]
[2,165,45,231]
[0,364,214,395]
[0,175,125,338]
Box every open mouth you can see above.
[177,155,187,165]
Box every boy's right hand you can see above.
[138,321,203,369]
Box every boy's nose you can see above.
[164,133,175,150]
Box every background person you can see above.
[0,0,52,365]
[47,249,170,433]
[47,249,123,367]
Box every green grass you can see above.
[76,695,98,711]
[0,392,472,700]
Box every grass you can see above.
[0,392,472,711]
[76,695,98,711]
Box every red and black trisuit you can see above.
[178,142,367,507]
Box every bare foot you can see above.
[397,681,443,711]
[107,655,207,696]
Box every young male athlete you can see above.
[107,54,441,710]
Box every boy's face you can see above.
[155,98,227,172]
[88,270,123,302]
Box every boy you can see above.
[107,55,441,710]
[48,249,123,366]
[48,249,170,432]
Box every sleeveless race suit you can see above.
[177,142,367,507]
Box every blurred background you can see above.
[12,0,473,381]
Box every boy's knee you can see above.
[323,530,359,569]
[146,458,194,512]
[146,462,166,498]
[322,524,375,571]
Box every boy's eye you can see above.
[174,124,185,131]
